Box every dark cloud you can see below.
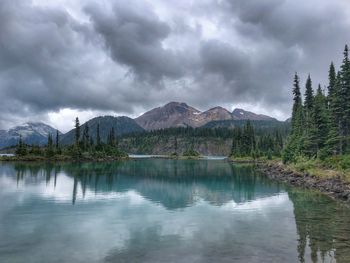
[0,0,349,130]
[85,1,186,82]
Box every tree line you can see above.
[230,121,284,159]
[283,45,350,163]
[16,117,126,159]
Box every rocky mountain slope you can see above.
[60,116,144,145]
[0,122,60,148]
[135,102,277,130]
[134,102,201,130]
[231,108,276,121]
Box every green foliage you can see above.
[75,117,80,147]
[46,133,54,157]
[15,135,27,156]
[284,45,350,164]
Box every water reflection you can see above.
[9,160,282,208]
[0,160,349,262]
[289,189,350,263]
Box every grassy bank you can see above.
[282,155,350,182]
[230,155,350,183]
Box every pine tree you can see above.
[55,130,61,155]
[283,73,304,163]
[339,45,350,152]
[16,135,27,156]
[304,74,314,111]
[55,130,59,149]
[326,71,343,155]
[241,121,255,156]
[311,85,329,157]
[302,74,318,156]
[75,117,80,147]
[291,73,304,136]
[231,127,242,157]
[327,62,336,105]
[46,133,54,157]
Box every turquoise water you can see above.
[0,159,349,262]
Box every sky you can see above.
[1,0,350,132]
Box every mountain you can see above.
[60,116,144,145]
[135,102,201,130]
[135,102,277,130]
[194,106,233,127]
[0,122,60,149]
[232,108,277,121]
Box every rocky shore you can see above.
[258,162,350,202]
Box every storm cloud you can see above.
[0,0,349,131]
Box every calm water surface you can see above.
[0,159,349,263]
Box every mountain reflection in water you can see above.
[0,159,349,263]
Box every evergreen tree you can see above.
[231,127,242,157]
[283,73,304,163]
[55,130,60,149]
[46,133,54,157]
[242,120,255,155]
[327,62,336,105]
[16,135,27,156]
[326,71,343,155]
[302,74,318,156]
[291,73,304,136]
[75,117,80,146]
[340,45,350,152]
[311,85,329,157]
[304,74,314,111]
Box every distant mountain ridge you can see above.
[135,102,278,130]
[0,122,60,148]
[60,116,144,145]
[0,102,283,149]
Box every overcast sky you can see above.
[1,0,350,132]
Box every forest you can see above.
[283,45,350,165]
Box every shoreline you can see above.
[257,161,350,203]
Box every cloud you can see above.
[85,0,187,82]
[0,0,350,130]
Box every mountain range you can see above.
[135,102,277,130]
[0,122,61,149]
[0,102,283,148]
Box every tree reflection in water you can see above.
[9,159,350,262]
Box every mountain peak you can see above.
[135,102,200,130]
[0,122,60,149]
[232,108,276,121]
[206,106,230,112]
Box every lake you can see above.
[0,159,349,263]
